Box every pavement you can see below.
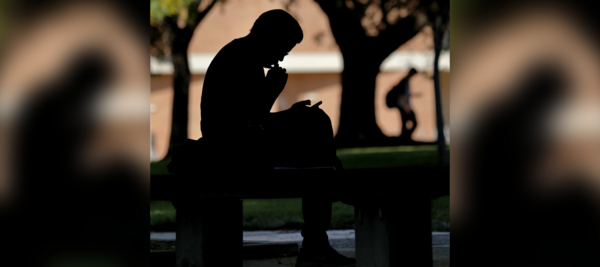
[151,230,450,266]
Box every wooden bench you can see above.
[151,166,449,267]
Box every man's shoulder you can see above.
[207,39,248,69]
[216,38,246,58]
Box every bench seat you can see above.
[151,167,448,267]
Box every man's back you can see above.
[386,77,410,109]
[200,38,265,139]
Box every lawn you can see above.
[151,196,449,231]
[150,145,450,232]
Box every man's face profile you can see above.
[248,10,302,68]
[261,39,296,68]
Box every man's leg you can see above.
[406,112,417,141]
[264,109,337,247]
[301,196,333,250]
[399,108,410,141]
[299,196,355,267]
[264,109,355,266]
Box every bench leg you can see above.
[176,199,242,267]
[355,196,432,267]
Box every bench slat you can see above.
[150,167,449,201]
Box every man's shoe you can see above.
[295,247,356,267]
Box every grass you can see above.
[242,198,356,230]
[431,195,450,231]
[336,145,448,169]
[150,196,449,231]
[150,145,450,232]
[150,201,177,232]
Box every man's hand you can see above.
[311,101,322,109]
[291,99,311,110]
[265,65,288,95]
[291,100,323,113]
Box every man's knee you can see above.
[302,110,333,137]
[310,108,331,125]
[291,109,334,136]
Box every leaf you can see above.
[150,0,196,21]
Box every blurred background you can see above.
[0,0,149,266]
[149,0,450,237]
[452,0,600,266]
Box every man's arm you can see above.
[249,66,288,124]
[249,86,279,126]
[256,85,280,112]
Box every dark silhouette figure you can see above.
[192,9,353,266]
[386,68,418,143]
[6,49,149,267]
[453,60,600,267]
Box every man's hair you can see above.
[250,9,303,44]
[409,68,418,74]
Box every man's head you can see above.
[248,9,303,68]
[409,68,418,76]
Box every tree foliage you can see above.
[150,0,195,24]
[150,0,221,58]
[150,0,196,57]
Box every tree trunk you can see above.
[165,35,192,160]
[433,16,448,166]
[334,58,391,148]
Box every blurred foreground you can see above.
[0,1,149,266]
[452,1,600,265]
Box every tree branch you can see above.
[187,0,219,29]
[314,0,371,54]
[375,2,431,61]
[379,0,389,31]
[159,15,180,47]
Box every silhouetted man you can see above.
[386,68,418,142]
[200,9,355,267]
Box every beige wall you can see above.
[440,71,450,128]
[150,75,173,159]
